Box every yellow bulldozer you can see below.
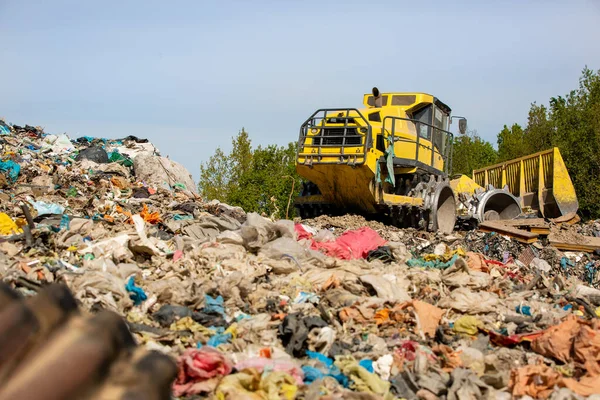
[294,88,579,233]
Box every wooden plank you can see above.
[549,242,600,252]
[500,218,547,227]
[479,221,539,244]
[488,219,550,236]
[529,226,551,235]
[549,234,600,253]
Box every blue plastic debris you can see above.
[515,305,532,316]
[301,366,328,384]
[359,359,374,373]
[173,214,194,221]
[304,351,349,387]
[235,312,251,322]
[560,257,575,270]
[125,276,147,305]
[59,214,70,231]
[196,327,232,348]
[294,291,320,304]
[584,261,598,284]
[206,332,232,347]
[0,160,20,182]
[0,123,10,135]
[563,304,573,311]
[30,200,65,216]
[204,294,225,316]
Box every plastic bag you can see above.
[47,134,75,153]
[359,274,411,302]
[438,288,499,314]
[29,200,65,216]
[258,237,326,267]
[442,257,491,289]
[240,213,278,251]
[75,146,109,163]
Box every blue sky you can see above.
[1,0,599,180]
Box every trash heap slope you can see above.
[1,120,600,400]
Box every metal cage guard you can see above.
[381,116,454,175]
[297,108,372,166]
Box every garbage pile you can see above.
[2,119,600,400]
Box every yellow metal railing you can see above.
[472,147,578,218]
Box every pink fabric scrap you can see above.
[173,347,233,396]
[295,224,313,240]
[173,249,184,262]
[294,225,386,260]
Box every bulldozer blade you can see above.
[471,147,578,218]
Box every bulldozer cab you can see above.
[364,92,454,174]
[406,99,451,156]
[363,92,451,139]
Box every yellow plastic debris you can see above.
[596,307,600,318]
[170,316,214,336]
[334,355,393,399]
[216,370,298,400]
[423,248,466,263]
[224,322,238,339]
[261,371,298,400]
[0,213,22,236]
[454,315,483,336]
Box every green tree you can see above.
[451,130,497,176]
[547,67,600,218]
[497,123,526,162]
[229,128,253,185]
[523,103,553,153]
[198,147,230,202]
[226,128,253,202]
[230,142,299,219]
[198,128,301,219]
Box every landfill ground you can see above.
[1,121,600,400]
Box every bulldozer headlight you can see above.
[311,128,319,134]
[359,127,367,133]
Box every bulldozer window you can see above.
[432,107,449,156]
[368,112,381,122]
[391,95,416,106]
[412,105,432,140]
[367,95,388,107]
